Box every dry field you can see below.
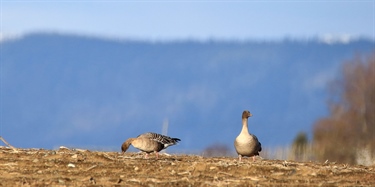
[0,146,374,186]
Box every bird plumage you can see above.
[121,132,180,158]
[234,110,262,161]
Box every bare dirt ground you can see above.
[0,146,374,187]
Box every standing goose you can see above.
[121,132,181,158]
[234,110,262,161]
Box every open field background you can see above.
[0,146,374,186]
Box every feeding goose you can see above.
[234,110,262,161]
[121,132,181,158]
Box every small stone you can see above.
[59,146,69,150]
[134,167,139,171]
[67,163,75,168]
[32,159,39,163]
[209,166,217,170]
[71,154,78,159]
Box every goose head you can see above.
[121,138,134,153]
[242,110,252,119]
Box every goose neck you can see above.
[241,118,249,134]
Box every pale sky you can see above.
[1,1,374,41]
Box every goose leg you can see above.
[238,155,242,161]
[155,151,159,159]
[252,156,256,162]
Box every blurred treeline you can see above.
[313,52,375,165]
[203,52,375,165]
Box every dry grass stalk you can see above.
[0,136,18,152]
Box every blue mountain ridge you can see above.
[1,33,374,153]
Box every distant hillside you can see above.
[1,33,374,152]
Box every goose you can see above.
[121,132,181,158]
[234,110,262,161]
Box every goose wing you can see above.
[137,132,181,147]
[252,134,262,154]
